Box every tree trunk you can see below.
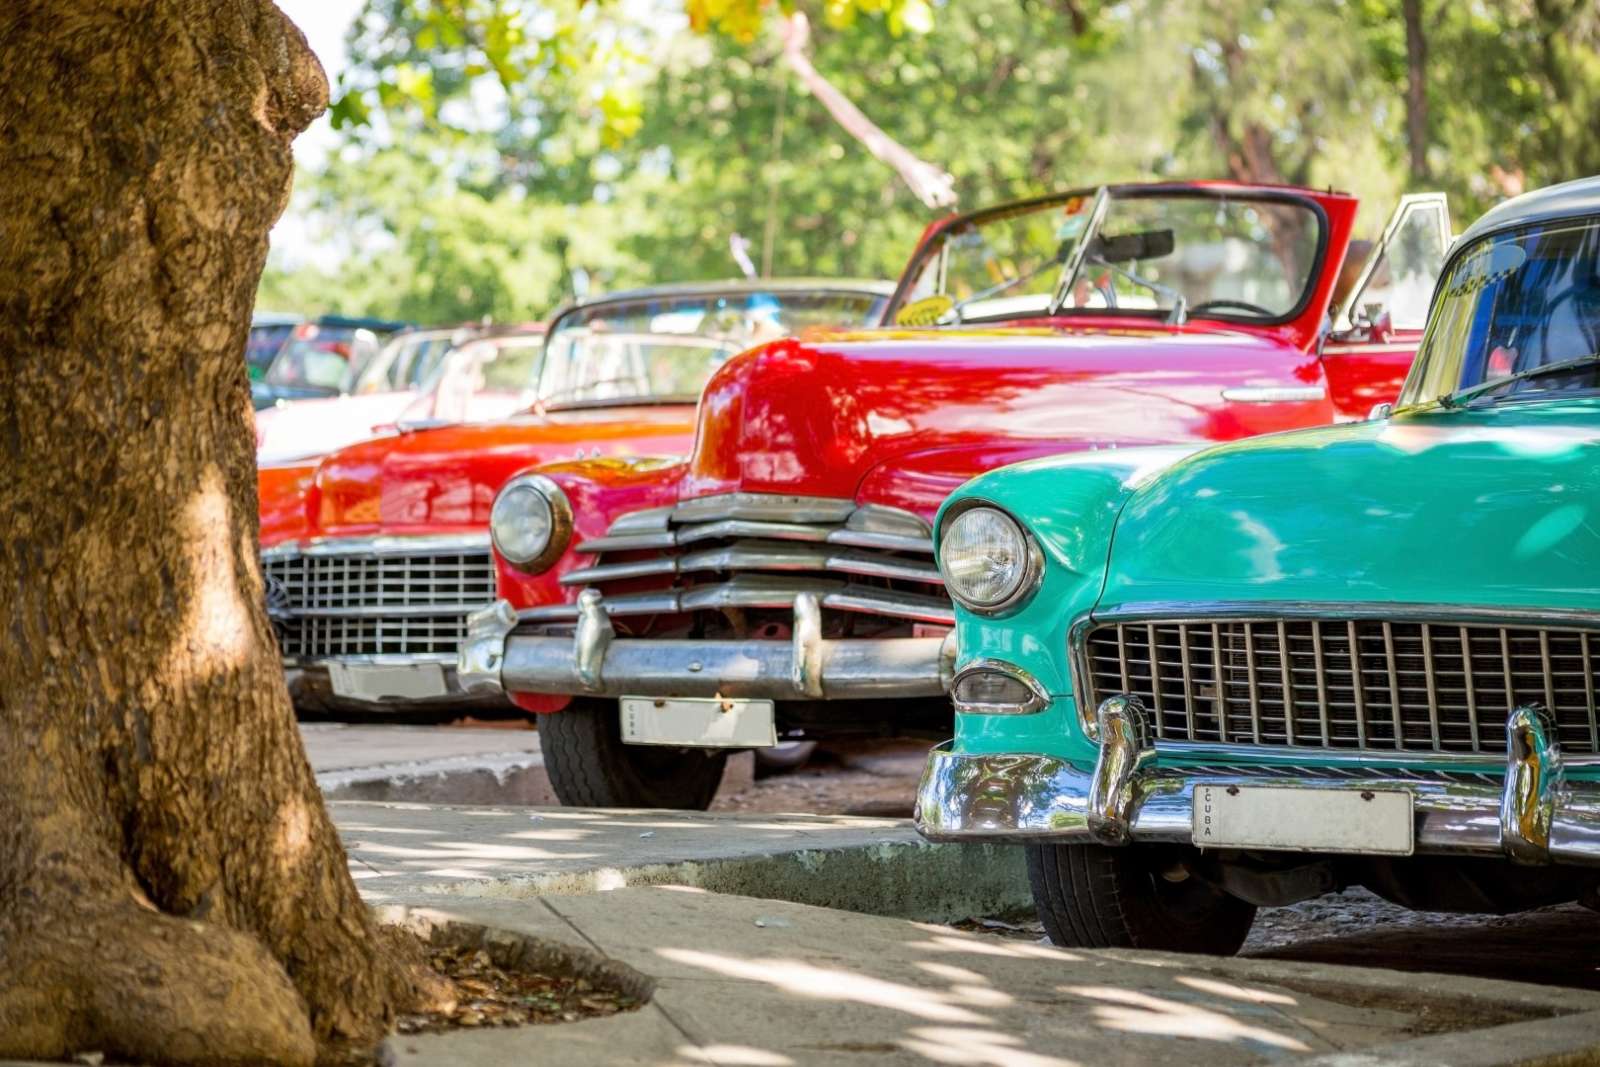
[1403,0,1430,180]
[0,2,420,1063]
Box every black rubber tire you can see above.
[1026,843,1257,955]
[754,740,818,778]
[540,699,727,809]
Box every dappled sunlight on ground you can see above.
[678,1044,795,1066]
[1060,984,1312,1052]
[898,1026,1082,1066]
[656,948,992,1023]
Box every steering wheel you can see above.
[1188,298,1275,318]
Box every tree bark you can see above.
[0,2,421,1063]
[1403,0,1430,180]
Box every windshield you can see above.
[1401,217,1600,407]
[896,189,1323,324]
[536,289,884,408]
[410,335,546,424]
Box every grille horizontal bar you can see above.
[1080,617,1600,756]
[567,493,944,632]
[264,539,494,660]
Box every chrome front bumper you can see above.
[914,695,1600,867]
[459,595,957,701]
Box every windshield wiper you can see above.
[939,256,1066,325]
[1086,255,1189,325]
[1439,351,1600,409]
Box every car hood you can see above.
[676,325,1324,513]
[309,404,697,537]
[1099,398,1600,615]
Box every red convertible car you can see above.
[257,280,893,717]
[464,181,1454,808]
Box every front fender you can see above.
[936,445,1201,757]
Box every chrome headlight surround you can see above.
[951,659,1050,714]
[490,474,574,574]
[937,499,1044,616]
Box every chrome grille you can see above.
[263,536,495,661]
[531,492,951,627]
[1080,617,1600,756]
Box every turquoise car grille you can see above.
[1081,618,1600,756]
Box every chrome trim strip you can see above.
[269,603,489,620]
[1094,601,1600,629]
[522,580,954,625]
[951,658,1051,715]
[605,505,673,535]
[262,533,491,559]
[575,531,679,553]
[282,652,459,668]
[824,529,933,553]
[671,492,856,525]
[913,743,1600,866]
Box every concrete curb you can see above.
[428,837,1032,923]
[1301,1007,1600,1066]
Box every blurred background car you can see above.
[253,322,545,465]
[250,314,409,409]
[246,311,302,382]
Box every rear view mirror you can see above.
[1091,228,1175,262]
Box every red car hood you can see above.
[309,404,696,538]
[675,324,1326,516]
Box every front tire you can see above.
[540,699,727,809]
[1026,843,1256,955]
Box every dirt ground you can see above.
[710,738,926,817]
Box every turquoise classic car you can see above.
[916,175,1600,954]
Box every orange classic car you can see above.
[256,280,894,717]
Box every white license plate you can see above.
[620,696,777,748]
[327,662,448,701]
[1192,785,1414,855]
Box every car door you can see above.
[1320,193,1451,417]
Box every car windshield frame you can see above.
[533,286,888,412]
[886,185,1330,328]
[1398,214,1600,410]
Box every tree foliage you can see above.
[262,0,1600,324]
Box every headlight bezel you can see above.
[937,498,1044,616]
[490,474,574,574]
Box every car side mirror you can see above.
[1368,401,1394,421]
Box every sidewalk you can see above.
[332,802,1600,1067]
[379,887,1600,1067]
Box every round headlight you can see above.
[939,505,1038,612]
[490,476,571,572]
